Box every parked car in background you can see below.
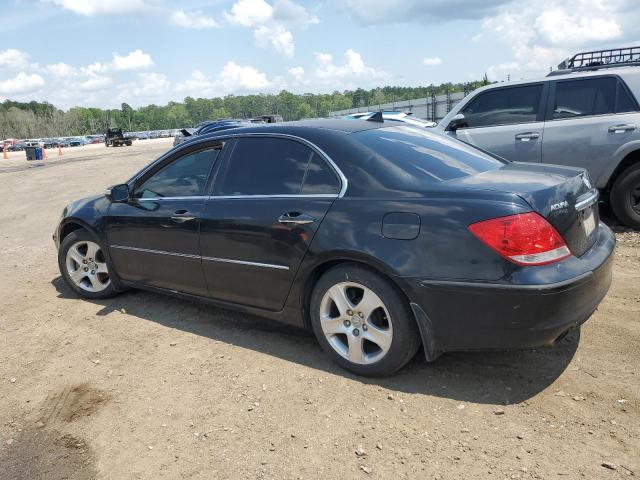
[68,138,84,147]
[346,111,436,128]
[249,114,283,123]
[148,131,160,139]
[87,135,104,144]
[54,119,614,376]
[438,46,640,229]
[173,119,250,146]
[137,133,149,140]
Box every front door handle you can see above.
[515,132,540,141]
[278,212,316,225]
[171,210,195,223]
[608,124,636,134]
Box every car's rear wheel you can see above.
[58,230,118,299]
[611,163,640,229]
[310,264,421,376]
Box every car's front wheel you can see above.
[310,264,421,376]
[611,162,640,229]
[58,230,118,299]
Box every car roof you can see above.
[472,66,640,95]
[199,119,388,140]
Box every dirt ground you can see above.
[0,138,638,480]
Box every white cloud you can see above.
[423,56,442,66]
[113,50,154,71]
[254,25,294,57]
[273,0,318,25]
[480,1,629,81]
[176,62,272,97]
[315,49,385,81]
[219,61,272,90]
[46,62,77,77]
[49,0,151,16]
[0,49,29,69]
[225,0,317,56]
[288,66,304,77]
[534,9,621,46]
[78,76,112,91]
[171,9,218,29]
[0,72,44,95]
[225,0,273,27]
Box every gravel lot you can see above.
[0,138,638,479]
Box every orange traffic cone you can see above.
[2,145,7,160]
[58,144,63,156]
[42,145,47,159]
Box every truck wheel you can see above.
[611,163,640,230]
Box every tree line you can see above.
[0,79,490,139]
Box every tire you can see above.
[310,263,421,376]
[610,163,640,229]
[58,230,118,299]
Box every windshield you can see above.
[349,126,505,190]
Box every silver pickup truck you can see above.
[438,46,640,229]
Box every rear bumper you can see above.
[403,223,615,357]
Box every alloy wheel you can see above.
[319,282,393,365]
[65,240,110,293]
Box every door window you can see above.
[216,137,338,196]
[302,153,340,195]
[461,84,543,128]
[551,77,617,119]
[135,148,219,198]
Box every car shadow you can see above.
[51,277,579,405]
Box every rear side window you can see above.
[461,84,543,128]
[551,77,617,119]
[616,81,638,113]
[350,126,505,189]
[302,153,340,195]
[216,137,336,196]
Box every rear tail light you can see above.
[468,212,571,266]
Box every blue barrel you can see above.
[35,147,43,160]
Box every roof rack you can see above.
[557,46,640,72]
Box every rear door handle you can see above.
[171,209,195,223]
[515,132,540,141]
[278,212,316,225]
[608,124,636,134]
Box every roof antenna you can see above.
[367,111,384,123]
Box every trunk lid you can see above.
[448,162,599,257]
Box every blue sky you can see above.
[0,0,638,109]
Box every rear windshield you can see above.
[350,126,505,190]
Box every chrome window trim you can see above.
[127,132,348,198]
[207,194,339,200]
[110,244,289,270]
[136,196,207,201]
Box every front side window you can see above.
[551,77,616,119]
[462,84,543,128]
[216,138,319,196]
[135,148,219,198]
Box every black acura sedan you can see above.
[54,119,615,376]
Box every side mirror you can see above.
[447,113,467,132]
[105,183,130,203]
